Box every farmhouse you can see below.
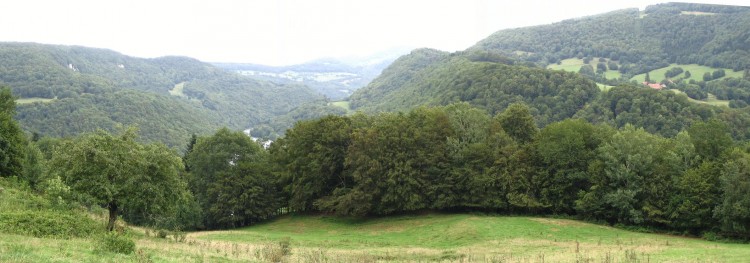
[642,81,666,90]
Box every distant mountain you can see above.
[0,42,322,149]
[213,47,410,100]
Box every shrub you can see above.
[95,232,135,254]
[0,211,99,238]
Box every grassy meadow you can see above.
[15,97,56,104]
[630,64,742,83]
[547,58,622,80]
[3,175,750,262]
[330,100,352,113]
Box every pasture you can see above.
[630,64,742,83]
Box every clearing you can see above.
[547,58,622,80]
[330,100,352,113]
[631,64,742,83]
[15,97,56,104]
[169,82,187,98]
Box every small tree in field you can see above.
[52,128,185,231]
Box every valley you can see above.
[2,2,750,262]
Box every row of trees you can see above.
[272,103,750,237]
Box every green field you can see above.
[330,100,352,113]
[3,179,750,262]
[15,97,56,104]
[190,214,750,262]
[547,58,622,80]
[631,64,742,83]
[169,82,187,98]
[672,89,731,107]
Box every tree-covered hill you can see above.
[0,42,322,149]
[349,50,599,126]
[471,3,750,75]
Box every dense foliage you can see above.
[0,42,323,150]
[350,51,600,127]
[471,3,750,74]
[0,86,27,178]
[16,90,222,149]
[185,128,281,229]
[50,128,191,231]
[271,103,750,238]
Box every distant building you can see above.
[642,82,666,90]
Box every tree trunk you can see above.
[107,202,118,231]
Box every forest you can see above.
[0,43,323,150]
[3,84,749,239]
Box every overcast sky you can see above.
[0,0,746,65]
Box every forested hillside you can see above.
[349,50,599,126]
[0,43,322,148]
[471,3,750,74]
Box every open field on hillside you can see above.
[15,97,55,104]
[193,214,750,262]
[672,89,731,107]
[547,58,622,80]
[631,64,743,83]
[168,82,187,98]
[4,213,750,262]
[330,100,352,113]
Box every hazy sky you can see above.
[0,0,746,65]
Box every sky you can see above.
[0,0,747,66]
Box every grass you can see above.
[330,101,352,113]
[631,64,743,83]
[3,177,749,262]
[672,90,731,107]
[15,97,55,104]
[168,82,187,98]
[193,213,750,262]
[547,58,622,80]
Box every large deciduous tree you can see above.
[186,128,281,228]
[0,86,27,178]
[52,128,187,231]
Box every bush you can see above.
[95,232,135,254]
[0,211,99,238]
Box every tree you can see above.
[715,149,750,237]
[703,72,713,81]
[577,125,670,224]
[0,86,27,178]
[712,69,726,80]
[51,128,187,231]
[688,119,732,161]
[684,70,692,78]
[597,62,608,73]
[535,119,610,213]
[270,115,353,212]
[496,103,538,144]
[186,128,281,228]
[645,72,651,83]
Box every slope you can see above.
[350,50,599,126]
[194,214,750,262]
[0,43,322,149]
[471,3,750,75]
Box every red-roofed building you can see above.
[642,82,666,90]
